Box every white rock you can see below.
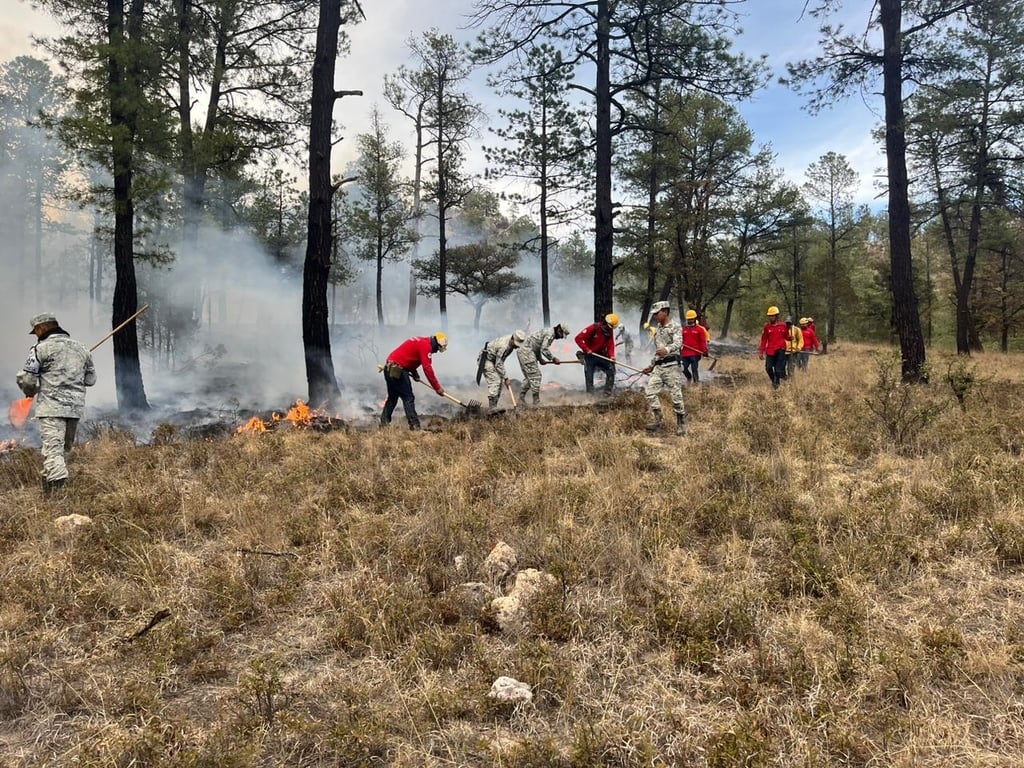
[482,540,517,585]
[488,676,533,703]
[53,514,92,534]
[490,568,558,633]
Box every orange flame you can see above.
[236,416,268,435]
[284,399,313,425]
[236,400,335,436]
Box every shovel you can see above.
[9,304,150,429]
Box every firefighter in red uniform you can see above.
[758,306,789,388]
[798,317,820,369]
[575,313,619,395]
[680,309,708,383]
[380,333,448,430]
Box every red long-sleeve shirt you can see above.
[681,323,708,356]
[759,321,789,356]
[801,325,821,352]
[387,336,442,392]
[575,322,616,358]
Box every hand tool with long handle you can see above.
[505,379,517,407]
[681,342,719,371]
[588,351,647,374]
[9,304,150,429]
[376,362,483,414]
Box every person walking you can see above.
[381,333,448,430]
[785,316,804,377]
[680,309,708,384]
[615,325,635,364]
[16,313,97,494]
[517,323,570,405]
[798,317,820,369]
[575,314,619,395]
[758,306,788,389]
[642,301,687,435]
[478,330,526,410]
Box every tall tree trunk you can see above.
[436,86,449,328]
[880,0,926,382]
[407,108,424,324]
[34,176,43,306]
[302,0,345,406]
[108,0,149,411]
[539,95,550,326]
[640,81,661,331]
[592,0,614,320]
[376,227,384,325]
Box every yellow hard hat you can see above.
[767,306,780,316]
[798,317,808,325]
[604,313,620,328]
[433,332,448,351]
[685,309,697,320]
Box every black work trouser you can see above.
[584,354,615,394]
[381,366,420,428]
[681,354,701,382]
[765,350,788,389]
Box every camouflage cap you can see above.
[29,312,58,332]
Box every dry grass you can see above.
[2,344,1024,766]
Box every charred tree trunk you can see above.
[593,0,614,320]
[108,0,149,411]
[302,0,358,406]
[539,95,551,327]
[880,0,926,382]
[640,81,662,332]
[407,106,424,325]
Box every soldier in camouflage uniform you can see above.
[16,313,97,493]
[516,323,569,405]
[641,301,686,435]
[477,329,526,409]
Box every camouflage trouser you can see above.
[645,363,686,416]
[517,349,542,401]
[483,362,505,403]
[38,416,78,482]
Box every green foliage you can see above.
[236,656,291,728]
[414,241,532,329]
[864,352,946,451]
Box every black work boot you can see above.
[675,413,687,436]
[488,395,499,411]
[645,410,664,432]
[532,393,540,406]
[408,418,422,431]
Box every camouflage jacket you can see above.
[484,335,516,378]
[522,328,557,363]
[16,330,96,418]
[648,320,682,365]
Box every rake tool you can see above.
[413,376,482,414]
[682,342,719,371]
[9,304,150,429]
[375,363,483,415]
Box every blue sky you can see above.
[0,0,886,204]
